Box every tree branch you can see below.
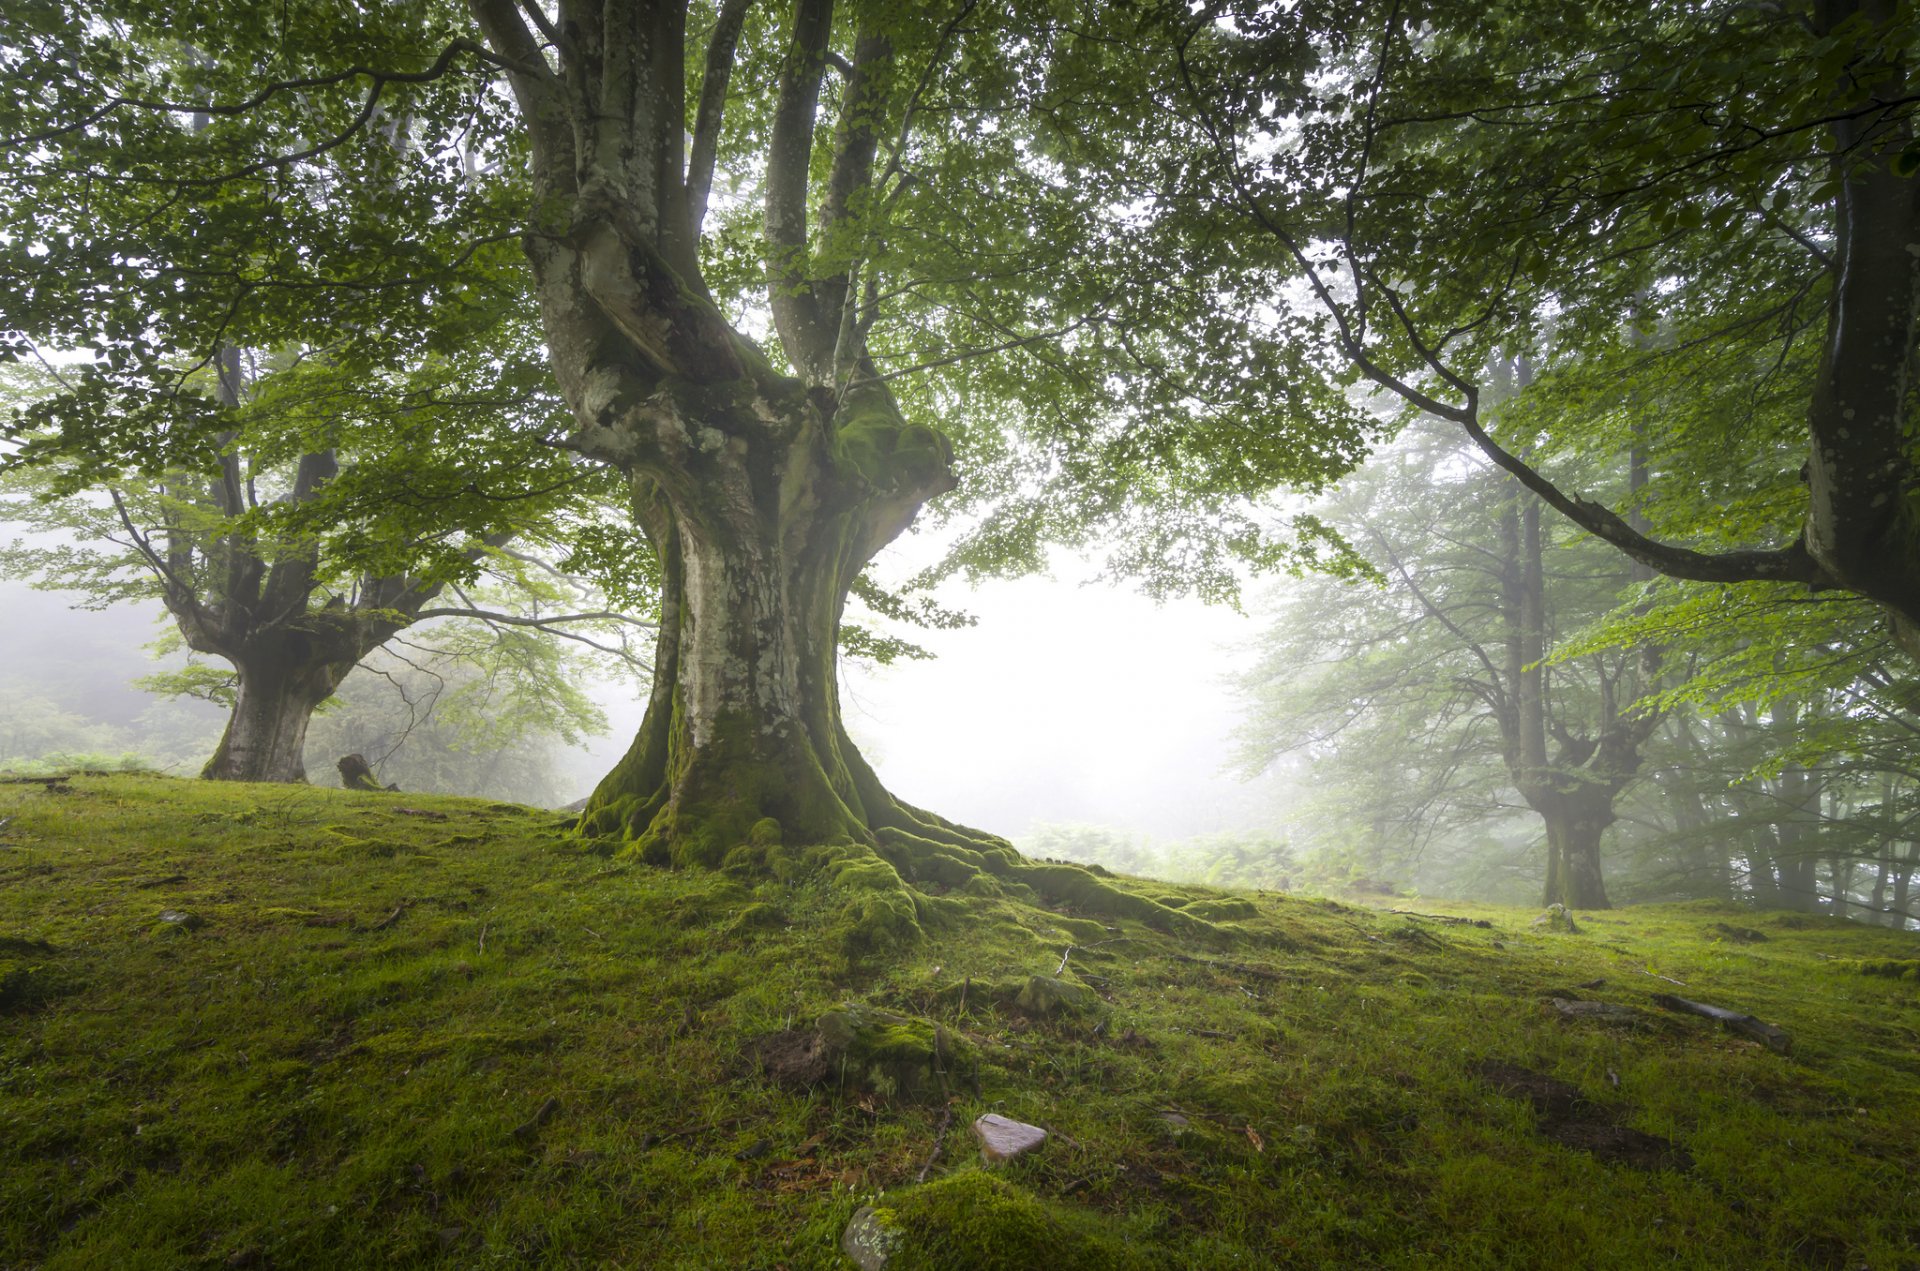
[688,0,755,237]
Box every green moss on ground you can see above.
[1,776,1918,1269]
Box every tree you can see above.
[4,1,1377,889]
[1241,418,1663,908]
[1,356,652,783]
[1166,0,1920,661]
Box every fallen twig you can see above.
[477,922,489,953]
[1056,946,1072,976]
[1391,909,1494,928]
[1638,965,1687,987]
[1651,994,1791,1054]
[916,1106,955,1183]
[511,1096,561,1140]
[393,807,449,821]
[371,901,411,932]
[0,774,69,787]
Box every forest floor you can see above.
[1,774,1917,1269]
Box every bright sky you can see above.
[571,546,1277,843]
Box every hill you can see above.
[2,774,1918,1269]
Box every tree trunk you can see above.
[201,648,350,782]
[1539,796,1614,909]
[1771,760,1824,913]
[574,383,963,867]
[1893,843,1916,930]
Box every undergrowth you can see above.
[1,775,1917,1268]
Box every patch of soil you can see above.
[1471,1059,1690,1172]
[1470,1059,1589,1120]
[1540,1120,1692,1171]
[749,1028,832,1090]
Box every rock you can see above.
[1550,997,1644,1025]
[157,910,204,930]
[841,1205,901,1271]
[1015,974,1098,1016]
[973,1113,1048,1163]
[1155,1110,1192,1133]
[1531,903,1580,933]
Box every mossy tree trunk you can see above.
[575,381,958,865]
[473,0,1006,866]
[1537,792,1614,911]
[200,638,359,782]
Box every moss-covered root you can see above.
[874,828,1218,938]
[856,1172,1153,1271]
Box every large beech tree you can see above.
[461,0,980,859]
[4,1,1372,882]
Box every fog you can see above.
[1,535,1279,849]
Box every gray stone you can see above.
[157,910,204,930]
[1531,903,1579,934]
[973,1113,1048,1163]
[1550,998,1642,1025]
[841,1205,901,1271]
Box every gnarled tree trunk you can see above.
[201,641,357,782]
[575,381,958,865]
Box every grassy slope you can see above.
[1,774,1917,1270]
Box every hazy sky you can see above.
[569,544,1279,842]
[839,558,1271,841]
[4,535,1282,842]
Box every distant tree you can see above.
[1,353,652,783]
[1242,416,1664,908]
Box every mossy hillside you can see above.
[2,775,1919,1269]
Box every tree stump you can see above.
[337,754,395,792]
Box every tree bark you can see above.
[1539,794,1614,910]
[573,380,958,866]
[201,643,355,782]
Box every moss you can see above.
[1841,958,1920,979]
[723,902,786,937]
[1015,974,1100,1016]
[830,384,954,493]
[1013,862,1217,937]
[747,817,783,847]
[1182,897,1261,921]
[816,1004,969,1100]
[879,1171,1145,1271]
[10,774,1920,1270]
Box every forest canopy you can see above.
[2,0,1917,923]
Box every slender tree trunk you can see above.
[1870,846,1892,926]
[201,649,350,782]
[1772,759,1824,913]
[1893,844,1916,930]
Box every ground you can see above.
[2,774,1918,1268]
